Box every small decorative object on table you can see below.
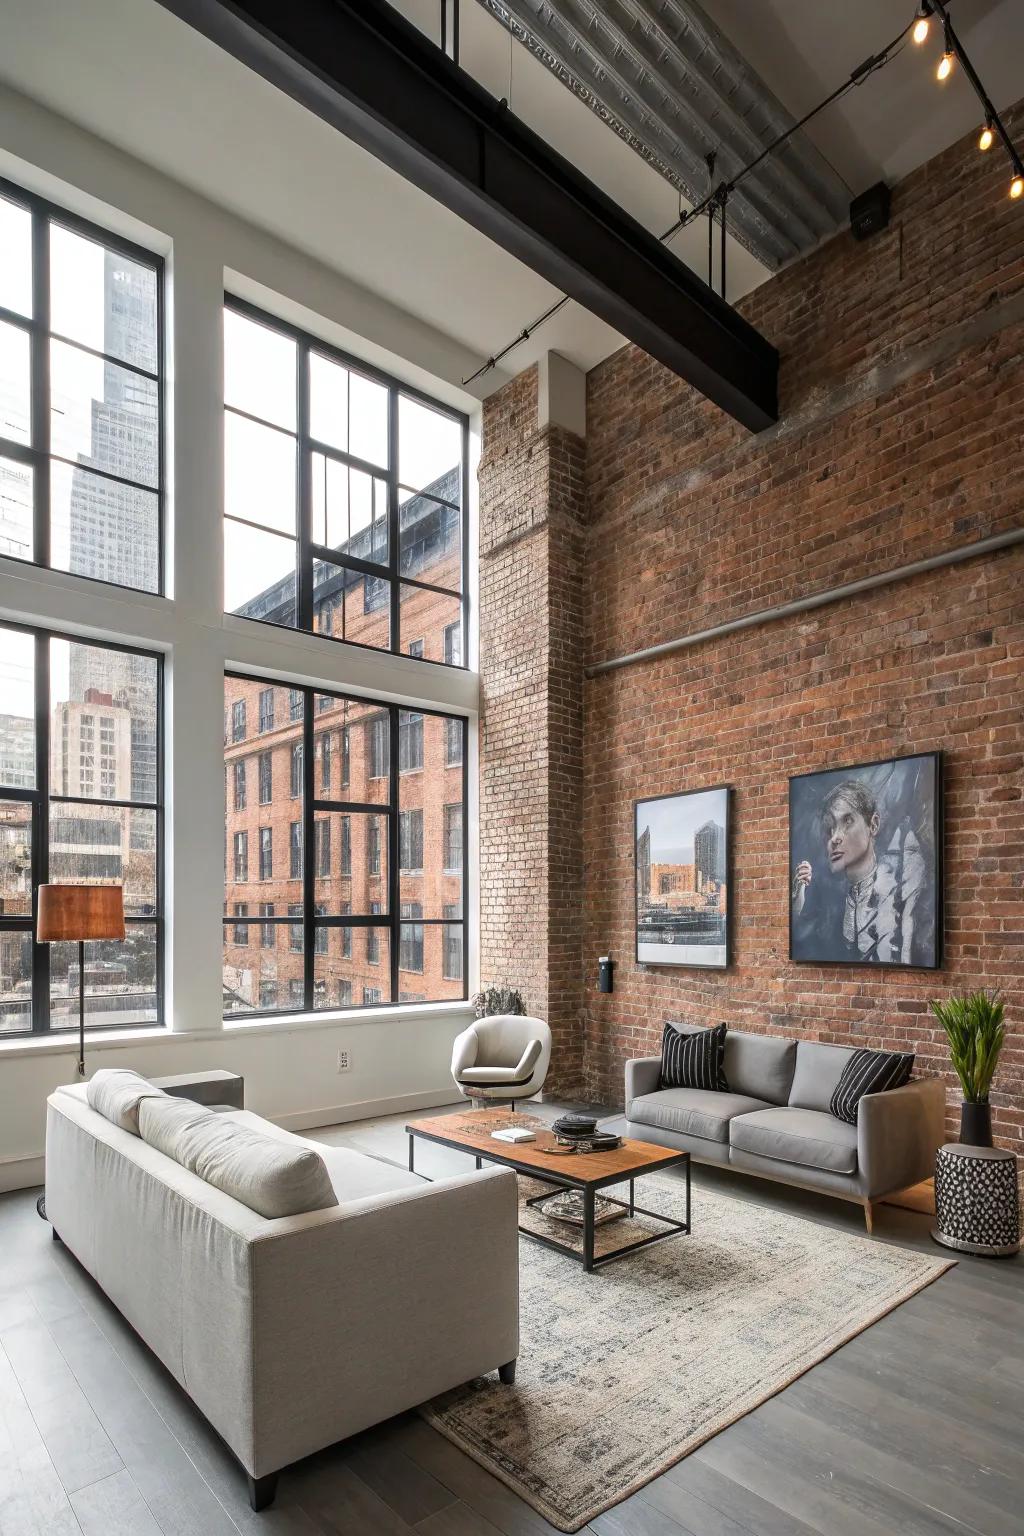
[533,1189,626,1226]
[549,1115,622,1153]
[932,1143,1021,1257]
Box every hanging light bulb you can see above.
[978,122,995,152]
[1011,175,1024,200]
[912,11,930,45]
[937,49,954,81]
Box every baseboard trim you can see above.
[272,1086,467,1134]
[0,1153,44,1194]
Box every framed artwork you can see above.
[635,787,730,969]
[789,751,942,969]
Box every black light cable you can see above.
[462,0,1022,387]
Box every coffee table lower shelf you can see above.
[406,1125,691,1272]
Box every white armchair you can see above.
[452,1015,552,1105]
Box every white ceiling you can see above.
[0,0,1021,399]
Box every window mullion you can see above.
[388,387,400,657]
[388,701,400,1003]
[297,339,313,631]
[31,208,50,570]
[32,632,50,1033]
[302,687,314,1009]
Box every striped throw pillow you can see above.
[829,1049,915,1125]
[660,1022,728,1092]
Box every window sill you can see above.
[0,1024,210,1061]
[223,999,476,1034]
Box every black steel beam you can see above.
[156,0,778,429]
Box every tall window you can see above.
[399,711,423,773]
[290,742,303,797]
[400,809,423,872]
[0,179,163,593]
[318,732,331,792]
[399,902,423,973]
[0,623,163,1034]
[223,299,467,663]
[233,759,246,810]
[258,751,272,804]
[233,904,249,945]
[231,700,245,742]
[444,621,462,667]
[443,803,463,874]
[340,726,350,787]
[223,674,466,1014]
[258,688,274,733]
[233,832,248,882]
[445,716,463,767]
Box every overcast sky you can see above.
[637,790,726,864]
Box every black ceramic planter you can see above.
[959,1100,993,1147]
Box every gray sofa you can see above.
[45,1084,519,1509]
[625,1028,946,1230]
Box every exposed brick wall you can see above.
[478,367,585,1094]
[581,109,1024,1158]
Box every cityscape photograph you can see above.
[636,787,729,968]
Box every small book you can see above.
[491,1128,536,1144]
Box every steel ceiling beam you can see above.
[155,0,778,429]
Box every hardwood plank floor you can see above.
[0,1099,1019,1536]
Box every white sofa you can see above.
[45,1085,519,1509]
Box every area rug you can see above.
[420,1172,954,1532]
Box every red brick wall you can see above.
[581,110,1024,1156]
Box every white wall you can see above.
[0,88,482,1191]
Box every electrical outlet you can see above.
[336,1049,351,1073]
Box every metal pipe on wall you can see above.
[585,527,1024,678]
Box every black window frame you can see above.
[258,750,272,804]
[0,620,165,1036]
[0,174,166,597]
[223,670,468,1017]
[223,295,469,669]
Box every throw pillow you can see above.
[86,1068,167,1135]
[138,1094,214,1161]
[660,1021,728,1091]
[177,1114,338,1219]
[830,1049,915,1125]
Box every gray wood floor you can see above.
[2,1100,1021,1536]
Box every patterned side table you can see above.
[932,1143,1021,1258]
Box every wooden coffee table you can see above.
[405,1109,690,1272]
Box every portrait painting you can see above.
[789,752,942,968]
[636,787,730,969]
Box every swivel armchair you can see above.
[452,1015,551,1106]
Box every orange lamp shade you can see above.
[36,884,126,943]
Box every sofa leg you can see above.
[863,1200,875,1235]
[498,1359,517,1385]
[247,1473,278,1511]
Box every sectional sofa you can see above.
[625,1026,946,1229]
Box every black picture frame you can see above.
[635,786,731,970]
[788,751,943,969]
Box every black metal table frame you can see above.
[406,1125,691,1272]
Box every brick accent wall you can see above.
[582,109,1024,1157]
[479,366,586,1095]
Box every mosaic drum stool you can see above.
[932,1143,1021,1258]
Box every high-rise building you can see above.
[0,713,33,788]
[694,819,726,889]
[67,251,159,823]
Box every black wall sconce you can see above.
[598,955,614,994]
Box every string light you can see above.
[936,49,954,81]
[1011,175,1024,200]
[912,8,931,45]
[978,122,994,152]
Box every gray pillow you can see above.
[788,1042,854,1113]
[138,1094,214,1161]
[177,1114,338,1219]
[86,1068,167,1135]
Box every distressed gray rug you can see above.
[421,1173,953,1532]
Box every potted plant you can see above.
[929,989,1006,1147]
[473,985,526,1019]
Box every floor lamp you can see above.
[36,883,125,1221]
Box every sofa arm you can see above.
[625,1056,662,1114]
[245,1165,519,1477]
[857,1077,947,1199]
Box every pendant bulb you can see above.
[978,123,994,152]
[1011,175,1024,201]
[912,15,929,45]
